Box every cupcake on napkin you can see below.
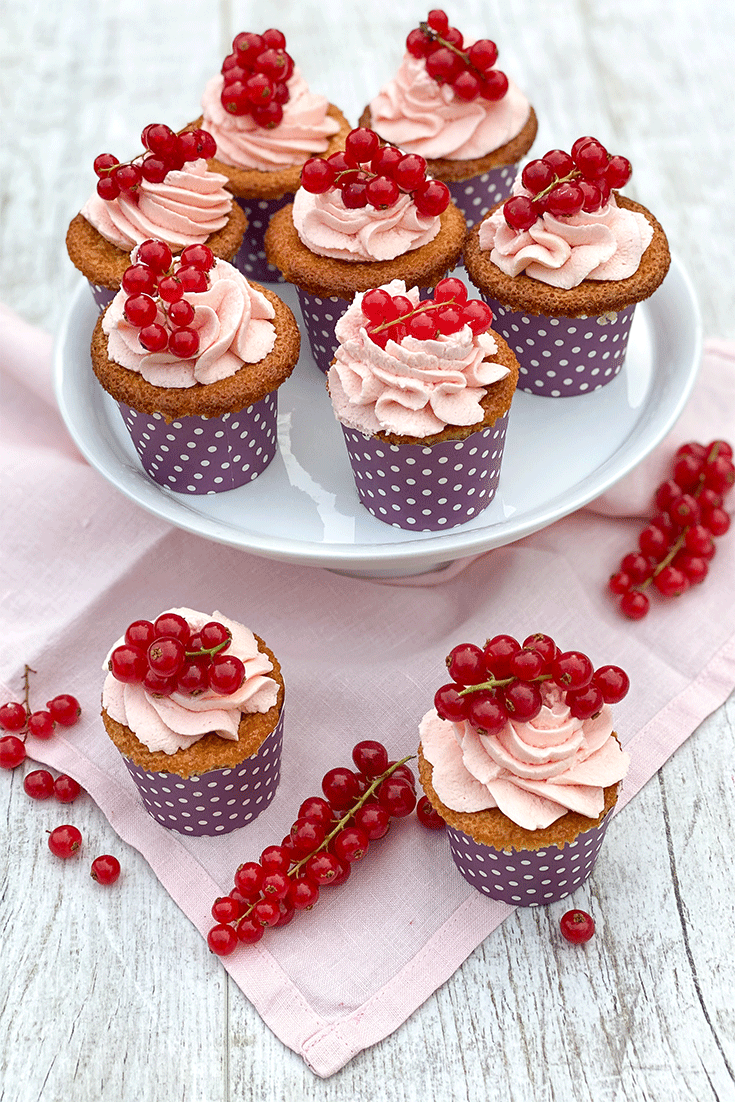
[327,275,518,530]
[463,135,671,396]
[190,26,350,283]
[90,238,300,494]
[102,607,285,835]
[66,123,246,311]
[360,9,537,226]
[265,125,467,372]
[418,632,631,905]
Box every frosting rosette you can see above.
[368,52,531,162]
[478,185,654,290]
[102,608,279,755]
[102,255,276,387]
[292,186,442,262]
[201,68,341,171]
[327,280,510,437]
[81,159,232,251]
[419,683,629,831]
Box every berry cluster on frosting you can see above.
[93,124,217,202]
[120,238,216,358]
[406,9,508,103]
[109,612,246,698]
[504,137,633,230]
[360,276,493,349]
[219,28,294,127]
[300,126,451,216]
[434,632,629,735]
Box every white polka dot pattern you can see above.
[121,708,284,836]
[445,164,517,227]
[445,809,615,906]
[296,287,346,373]
[118,391,278,494]
[232,196,289,283]
[341,411,509,530]
[479,295,637,397]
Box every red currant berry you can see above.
[141,155,169,184]
[147,636,186,678]
[137,239,173,273]
[322,766,361,809]
[366,175,400,210]
[345,127,380,164]
[552,651,594,691]
[702,506,730,537]
[207,654,245,695]
[483,635,521,678]
[289,817,328,856]
[667,493,700,528]
[234,861,264,898]
[522,633,559,667]
[467,38,498,72]
[684,524,715,558]
[251,898,280,928]
[479,70,509,101]
[543,149,575,176]
[503,195,536,231]
[212,896,242,923]
[167,300,196,329]
[124,294,158,329]
[466,690,508,736]
[704,455,735,494]
[460,300,494,334]
[446,642,486,685]
[638,524,669,561]
[332,825,369,863]
[521,159,556,195]
[110,644,147,683]
[412,178,450,216]
[93,152,120,177]
[260,845,291,873]
[502,680,543,722]
[608,571,632,595]
[261,870,291,899]
[24,769,55,799]
[572,138,609,177]
[48,824,82,859]
[301,157,336,193]
[672,453,705,490]
[96,176,121,201]
[91,854,121,885]
[54,774,82,803]
[113,163,142,192]
[620,552,652,584]
[0,735,26,769]
[674,552,708,584]
[139,323,169,353]
[508,648,546,681]
[125,620,155,649]
[592,665,630,704]
[351,740,389,777]
[433,682,468,722]
[606,155,632,189]
[653,565,689,597]
[452,70,482,101]
[46,694,81,727]
[287,877,319,910]
[122,263,158,297]
[416,794,445,830]
[27,710,55,739]
[327,857,352,887]
[207,923,239,955]
[297,796,334,827]
[546,182,585,217]
[566,684,604,720]
[304,851,342,885]
[620,591,650,620]
[560,908,595,943]
[0,702,27,731]
[387,762,416,787]
[142,669,176,697]
[370,145,405,178]
[353,803,391,840]
[377,776,416,818]
[236,915,265,944]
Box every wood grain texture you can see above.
[1,1,734,1100]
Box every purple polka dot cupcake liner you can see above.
[295,287,346,373]
[117,391,278,494]
[121,708,284,836]
[340,410,509,531]
[233,195,290,283]
[446,806,615,906]
[479,295,637,397]
[445,164,517,228]
[88,280,116,313]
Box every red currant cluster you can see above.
[406,10,508,103]
[0,665,81,771]
[300,127,451,217]
[121,239,216,358]
[360,277,493,349]
[207,741,418,955]
[45,824,120,885]
[434,633,630,736]
[609,440,733,619]
[109,612,246,699]
[220,28,293,127]
[93,124,217,202]
[504,137,633,231]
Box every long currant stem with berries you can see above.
[0,665,81,770]
[93,124,217,202]
[359,277,493,350]
[406,10,508,103]
[608,440,733,619]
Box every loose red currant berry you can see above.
[620,591,650,620]
[208,923,239,955]
[24,769,55,800]
[27,710,55,739]
[48,824,82,859]
[560,909,596,943]
[0,702,27,731]
[0,735,27,769]
[46,694,82,727]
[91,854,121,885]
[377,776,417,818]
[416,794,445,830]
[351,740,389,777]
[54,774,82,803]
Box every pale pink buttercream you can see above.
[81,159,232,251]
[201,69,340,171]
[101,255,276,387]
[368,51,531,161]
[327,280,510,438]
[292,187,441,262]
[419,683,629,831]
[478,184,654,290]
[102,608,280,755]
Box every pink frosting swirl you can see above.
[420,683,629,830]
[102,608,280,755]
[292,187,441,262]
[81,159,232,251]
[101,255,276,387]
[327,280,510,437]
[478,185,654,290]
[368,52,531,161]
[201,69,341,171]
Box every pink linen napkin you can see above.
[2,304,734,1078]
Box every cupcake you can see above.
[327,275,518,530]
[265,126,467,372]
[90,238,300,494]
[418,633,631,905]
[102,608,285,835]
[463,136,671,397]
[189,27,350,283]
[360,10,537,226]
[66,123,247,312]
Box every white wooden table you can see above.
[1,2,734,1099]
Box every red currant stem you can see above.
[457,673,553,696]
[184,636,231,660]
[237,755,415,922]
[419,22,492,81]
[528,167,588,202]
[14,664,36,743]
[369,297,462,335]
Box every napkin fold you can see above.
[2,303,734,1077]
